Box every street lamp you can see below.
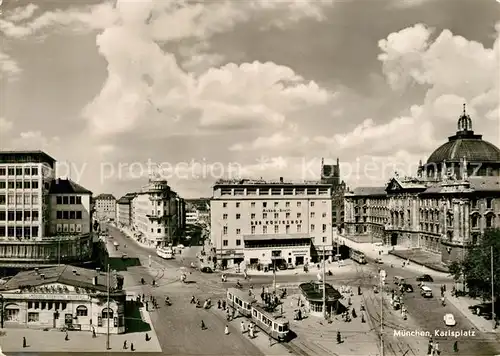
[0,294,3,328]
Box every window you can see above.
[223,226,228,235]
[274,213,278,219]
[236,202,240,208]
[69,211,76,219]
[263,202,267,208]
[0,168,5,175]
[236,214,241,219]
[28,312,39,322]
[310,224,315,232]
[32,195,38,204]
[23,195,30,204]
[251,213,255,219]
[76,196,82,204]
[310,212,315,218]
[7,168,14,176]
[223,214,228,220]
[23,227,30,238]
[323,236,326,243]
[76,211,82,219]
[32,226,38,237]
[286,213,290,218]
[31,181,38,189]
[274,225,279,233]
[16,211,22,221]
[32,167,38,175]
[76,305,88,316]
[263,226,267,234]
[0,182,4,189]
[223,203,227,208]
[274,202,278,207]
[16,168,22,175]
[23,181,31,189]
[157,228,161,233]
[297,213,301,218]
[16,194,22,204]
[286,225,290,234]
[0,211,4,221]
[62,196,68,204]
[63,211,69,219]
[322,224,327,233]
[15,181,22,189]
[236,228,241,235]
[69,196,75,205]
[310,202,315,207]
[322,213,327,218]
[236,239,241,246]
[7,211,14,221]
[297,225,301,232]
[101,308,113,319]
[250,202,255,208]
[486,214,494,228]
[285,202,290,208]
[263,213,267,219]
[251,226,256,234]
[486,198,493,209]
[297,202,301,207]
[471,215,480,228]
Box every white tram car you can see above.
[226,288,290,342]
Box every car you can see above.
[375,258,383,264]
[401,283,413,292]
[443,313,456,326]
[416,274,433,282]
[200,267,213,273]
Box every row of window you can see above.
[220,188,329,196]
[222,211,328,220]
[56,210,83,220]
[0,167,39,176]
[56,196,82,205]
[28,301,67,311]
[221,236,327,246]
[55,223,83,233]
[222,223,327,235]
[0,194,39,205]
[0,180,39,190]
[0,226,39,238]
[0,210,40,221]
[222,201,323,208]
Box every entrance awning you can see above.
[243,233,310,242]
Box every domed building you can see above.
[344,105,500,266]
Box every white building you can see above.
[131,179,185,248]
[210,178,333,269]
[94,194,116,221]
[116,194,135,227]
[0,265,125,334]
[0,151,94,268]
[186,210,200,225]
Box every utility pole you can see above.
[492,246,495,330]
[322,245,326,319]
[106,263,110,350]
[58,238,60,265]
[273,257,276,292]
[379,269,386,356]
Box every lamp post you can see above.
[491,246,495,330]
[106,264,111,350]
[0,294,4,328]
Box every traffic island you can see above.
[389,249,449,273]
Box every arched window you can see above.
[485,213,495,228]
[76,305,88,317]
[101,308,113,319]
[471,214,480,228]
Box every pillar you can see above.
[453,199,460,242]
[464,202,470,243]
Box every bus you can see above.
[156,247,174,259]
[350,249,367,264]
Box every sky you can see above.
[0,0,499,198]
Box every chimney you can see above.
[279,177,283,183]
[92,276,98,285]
[40,274,45,280]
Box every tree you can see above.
[449,228,500,302]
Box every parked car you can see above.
[443,313,456,326]
[416,274,433,282]
[375,258,383,264]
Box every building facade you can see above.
[94,194,116,222]
[344,106,500,264]
[210,178,334,268]
[116,194,135,227]
[130,179,185,248]
[0,265,125,334]
[320,158,347,235]
[0,151,94,269]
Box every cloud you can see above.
[390,0,436,8]
[0,50,21,79]
[9,131,60,150]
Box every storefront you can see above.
[0,265,126,334]
[298,281,342,317]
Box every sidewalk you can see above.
[0,321,161,353]
[109,224,156,251]
[445,291,498,334]
[341,237,449,278]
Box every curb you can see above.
[138,307,162,353]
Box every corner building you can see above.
[210,178,333,269]
[344,106,500,264]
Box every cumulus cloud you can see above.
[0,50,20,79]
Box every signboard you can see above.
[3,293,90,301]
[262,209,291,213]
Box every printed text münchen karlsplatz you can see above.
[394,329,476,338]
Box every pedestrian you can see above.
[131,342,135,351]
[92,328,96,338]
[361,313,365,323]
[352,308,357,318]
[453,341,458,352]
[240,321,245,333]
[65,331,69,341]
[222,300,226,310]
[145,301,149,311]
[337,331,342,344]
[22,336,27,348]
[225,325,229,335]
[434,342,440,355]
[201,320,206,330]
[427,342,433,355]
[217,300,221,309]
[123,340,127,349]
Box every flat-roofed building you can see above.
[94,194,116,221]
[210,178,333,269]
[116,193,135,227]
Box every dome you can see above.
[427,139,500,164]
[426,105,500,164]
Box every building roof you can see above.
[49,178,92,195]
[214,178,331,187]
[117,196,133,204]
[468,177,500,192]
[426,108,500,164]
[95,193,116,200]
[0,265,123,293]
[0,150,57,168]
[351,187,387,196]
[299,282,342,302]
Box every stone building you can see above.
[344,106,500,264]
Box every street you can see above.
[107,226,264,355]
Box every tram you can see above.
[350,249,367,264]
[226,288,290,342]
[156,247,174,259]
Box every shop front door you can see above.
[295,256,304,265]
